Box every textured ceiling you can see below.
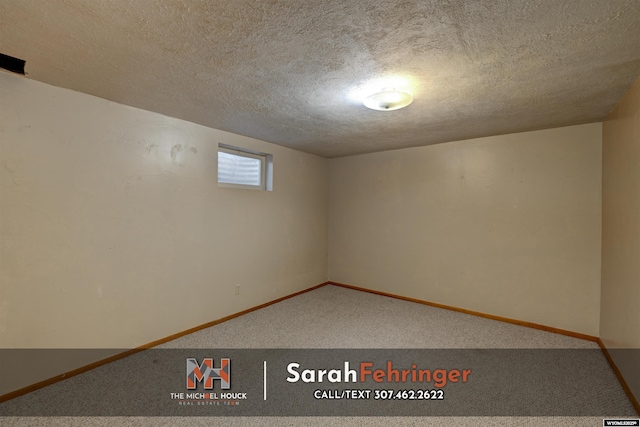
[1,0,639,158]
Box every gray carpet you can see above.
[1,285,636,426]
[157,285,598,350]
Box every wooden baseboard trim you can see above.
[0,347,142,405]
[6,281,636,415]
[139,281,329,349]
[329,281,640,414]
[597,338,640,415]
[328,281,598,342]
[0,281,329,404]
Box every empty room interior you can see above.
[0,0,639,425]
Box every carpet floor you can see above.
[1,284,636,426]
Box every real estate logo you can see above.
[186,357,230,389]
[171,356,245,407]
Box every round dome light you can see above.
[363,88,413,111]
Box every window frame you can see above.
[217,143,273,191]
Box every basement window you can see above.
[217,143,273,191]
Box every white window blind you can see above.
[218,150,263,187]
[217,144,272,191]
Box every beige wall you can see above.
[329,124,602,336]
[0,71,328,354]
[601,77,640,401]
[2,68,630,397]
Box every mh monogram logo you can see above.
[186,358,231,390]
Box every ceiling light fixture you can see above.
[363,88,413,111]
